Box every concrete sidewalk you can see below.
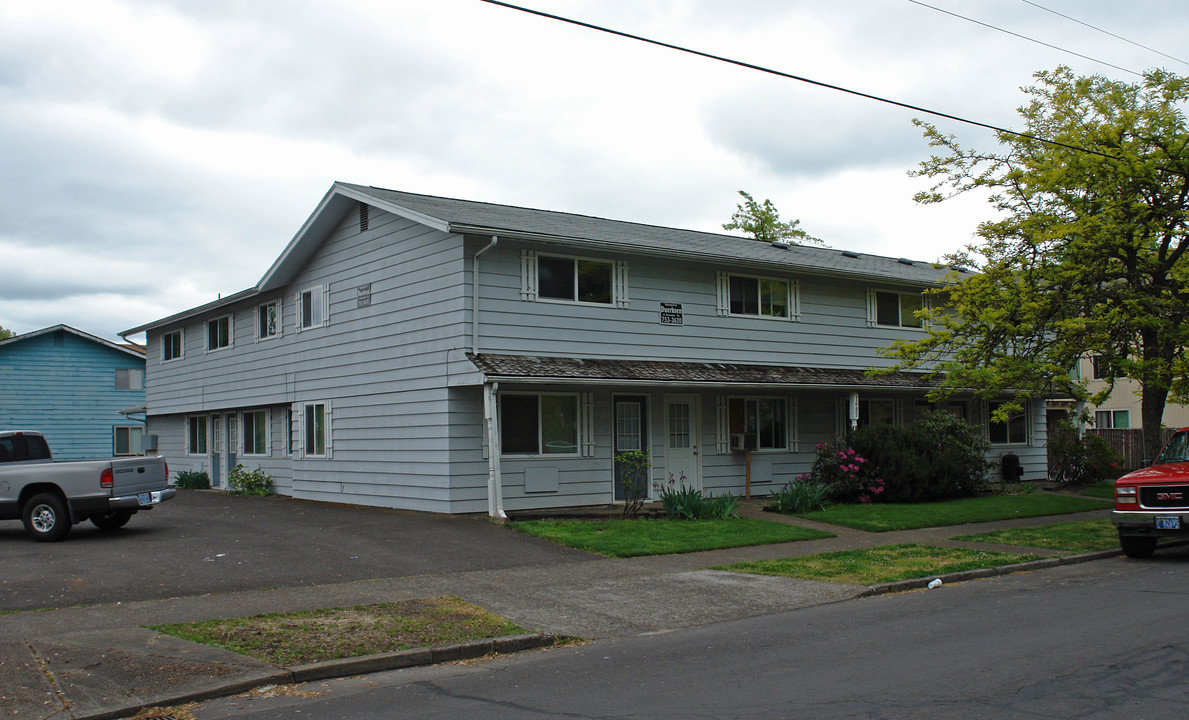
[0,504,1117,720]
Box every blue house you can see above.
[0,325,148,459]
[124,183,1049,514]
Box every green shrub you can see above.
[228,465,273,496]
[767,479,832,514]
[654,473,739,519]
[1048,425,1123,485]
[174,470,210,490]
[615,450,650,518]
[802,438,886,504]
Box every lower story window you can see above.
[304,403,328,457]
[501,394,579,455]
[114,426,143,456]
[1095,409,1130,429]
[188,415,208,455]
[729,397,787,451]
[243,409,269,455]
[989,401,1027,444]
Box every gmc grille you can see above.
[1140,485,1189,509]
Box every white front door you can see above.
[664,395,701,492]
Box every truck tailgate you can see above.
[110,457,168,495]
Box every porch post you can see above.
[848,391,860,431]
[484,381,506,519]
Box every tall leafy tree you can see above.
[723,190,825,246]
[882,66,1189,458]
[0,325,11,341]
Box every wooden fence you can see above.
[1047,427,1178,474]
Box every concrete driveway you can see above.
[0,490,595,612]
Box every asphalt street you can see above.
[185,548,1189,719]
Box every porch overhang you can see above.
[466,353,942,392]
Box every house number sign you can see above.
[660,302,683,325]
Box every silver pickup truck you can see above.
[0,430,175,541]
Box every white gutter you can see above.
[483,380,506,519]
[472,236,499,354]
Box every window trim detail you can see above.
[206,315,233,352]
[113,426,143,456]
[724,395,790,452]
[299,401,332,458]
[716,272,800,321]
[297,285,330,332]
[162,329,184,362]
[187,415,208,456]
[256,299,282,342]
[499,392,583,458]
[866,288,926,329]
[987,400,1029,446]
[520,250,629,308]
[241,409,270,456]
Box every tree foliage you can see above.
[723,190,825,246]
[883,66,1189,457]
[0,325,11,341]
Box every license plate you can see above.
[1156,516,1181,530]
[137,492,152,506]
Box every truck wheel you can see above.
[22,493,72,542]
[1119,534,1157,559]
[90,511,133,531]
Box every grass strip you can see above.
[799,493,1109,532]
[952,518,1118,551]
[509,518,834,558]
[1080,482,1116,501]
[151,596,525,666]
[714,543,1037,585]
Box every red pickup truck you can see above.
[1113,428,1189,558]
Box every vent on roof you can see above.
[841,250,860,259]
[771,240,791,249]
[359,202,370,232]
[898,258,915,266]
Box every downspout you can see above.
[484,380,506,519]
[472,235,499,354]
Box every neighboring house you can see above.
[122,182,1049,515]
[0,325,147,459]
[1069,355,1189,430]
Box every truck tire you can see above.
[22,493,72,542]
[90,511,133,531]
[1119,534,1157,559]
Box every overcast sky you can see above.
[3,0,1187,342]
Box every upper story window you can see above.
[163,329,183,362]
[257,300,281,341]
[298,285,329,331]
[114,368,144,391]
[868,289,924,329]
[521,250,629,308]
[1091,355,1123,380]
[716,273,800,321]
[207,315,232,351]
[988,401,1027,445]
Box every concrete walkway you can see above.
[0,502,1117,720]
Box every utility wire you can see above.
[907,0,1143,78]
[480,0,1119,160]
[1021,0,1189,70]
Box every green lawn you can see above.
[798,493,1109,532]
[953,518,1118,551]
[509,518,834,558]
[1081,481,1116,501]
[714,543,1037,585]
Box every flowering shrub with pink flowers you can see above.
[802,438,888,504]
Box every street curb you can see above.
[78,633,557,720]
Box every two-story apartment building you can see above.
[123,182,1048,515]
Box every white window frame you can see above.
[297,285,330,332]
[300,401,332,458]
[187,415,208,456]
[206,314,233,352]
[521,250,629,308]
[499,392,583,457]
[1095,409,1131,429]
[256,299,282,342]
[726,395,790,452]
[241,409,270,456]
[717,272,799,321]
[113,426,143,456]
[988,401,1029,446]
[867,288,926,329]
[162,329,184,362]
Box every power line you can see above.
[1020,0,1189,70]
[479,0,1119,160]
[906,0,1143,78]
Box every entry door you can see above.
[665,395,701,491]
[613,396,648,501]
[210,415,223,488]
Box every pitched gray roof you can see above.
[340,183,963,286]
[468,353,939,390]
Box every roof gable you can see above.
[0,325,146,360]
